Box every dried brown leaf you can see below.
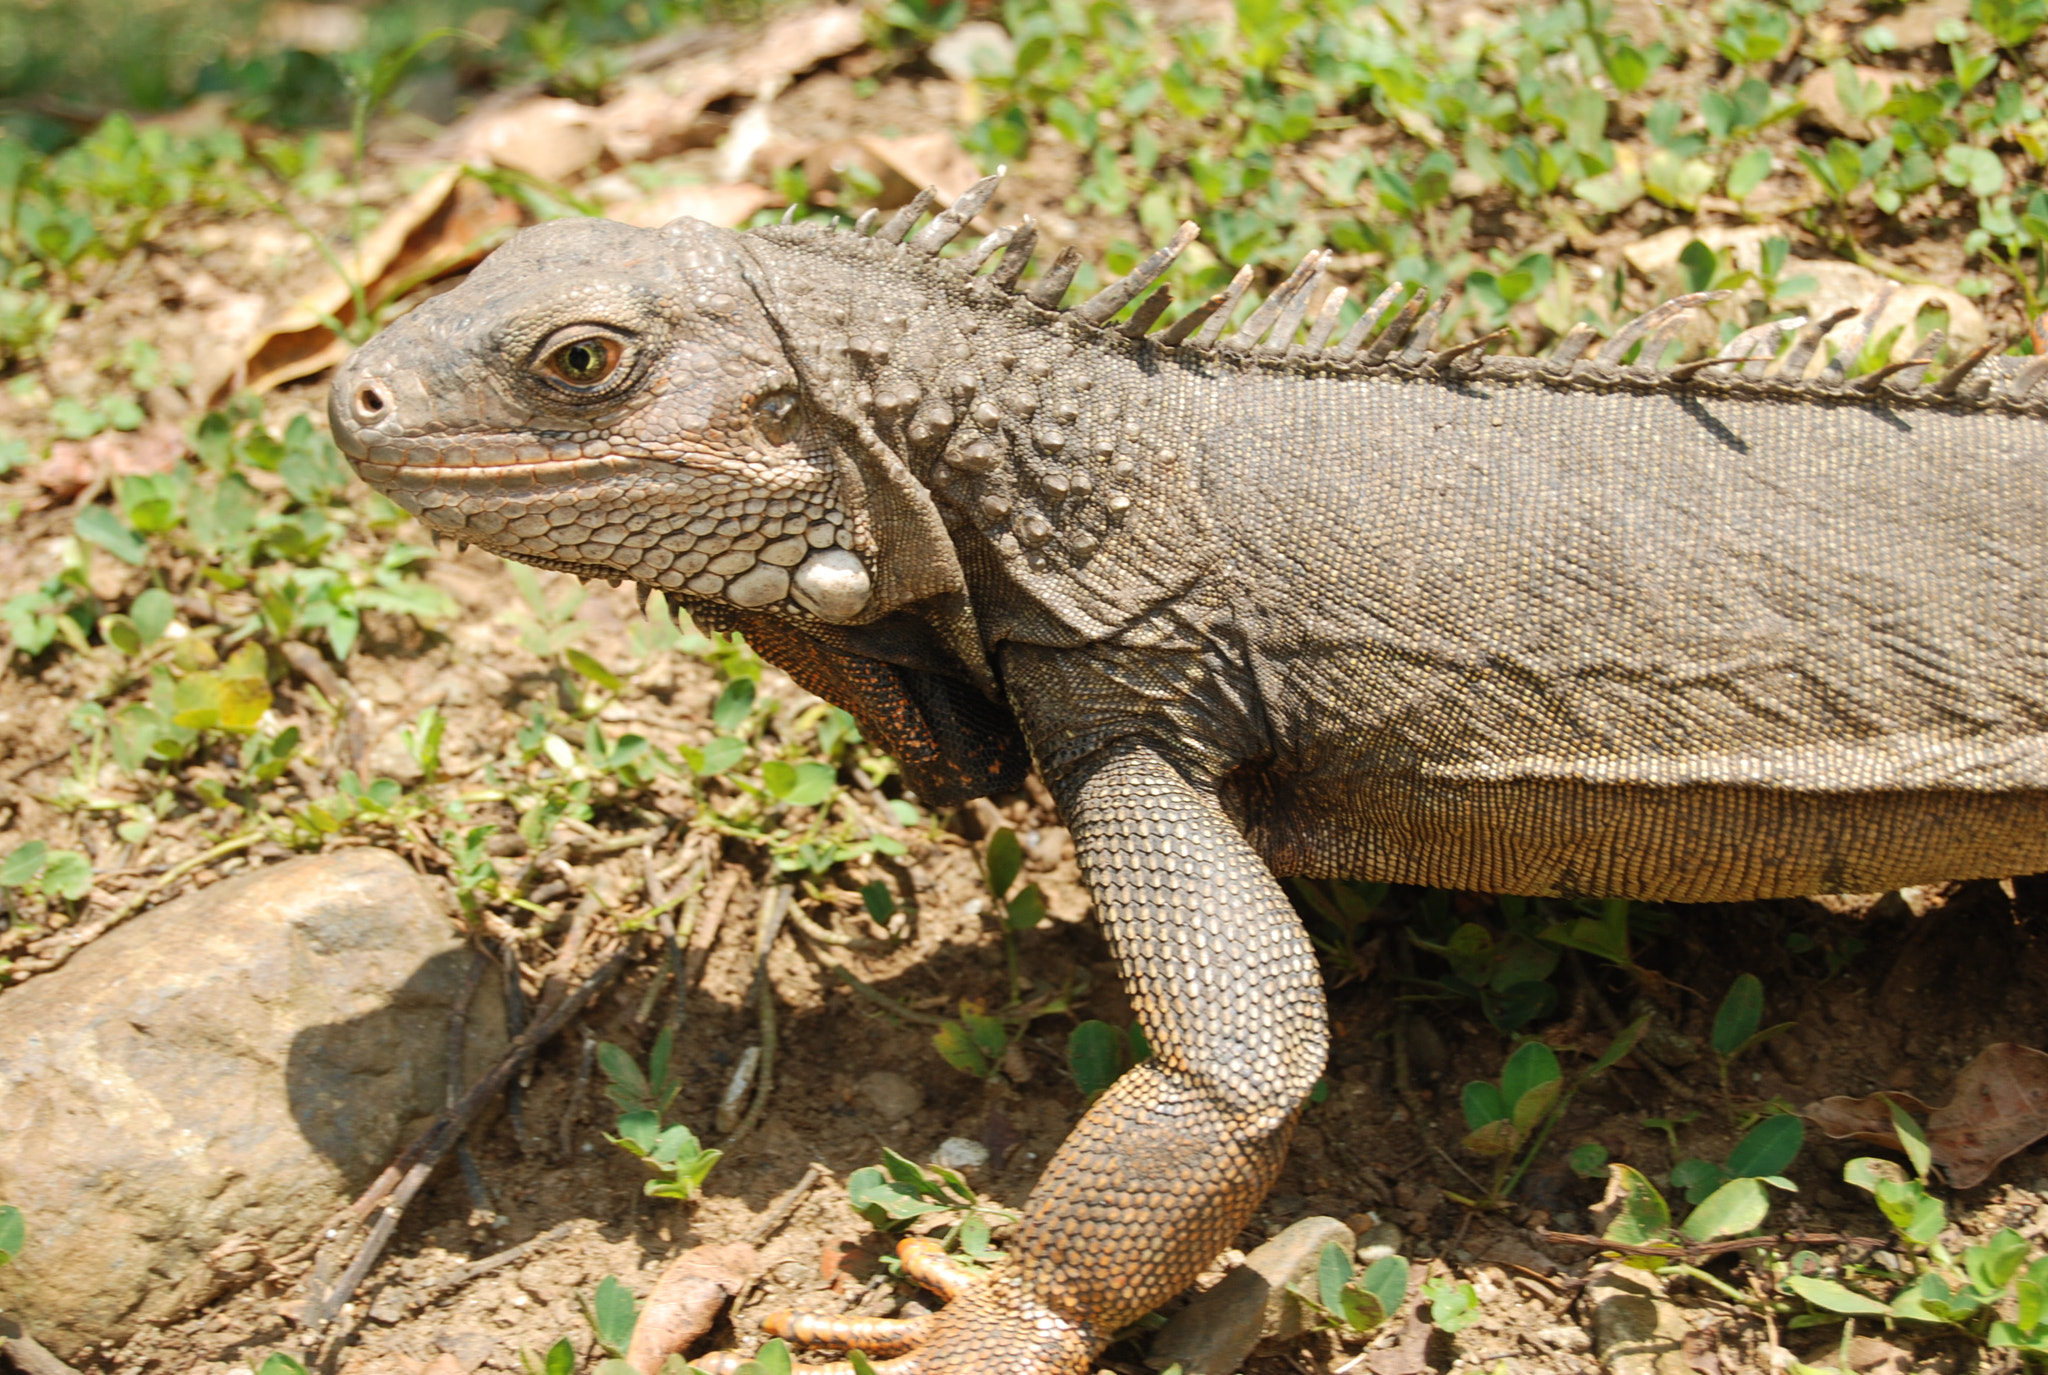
[1927,1042,2048,1188]
[625,1241,756,1374]
[1804,1043,2048,1187]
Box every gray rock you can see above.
[0,849,504,1357]
[1148,1215,1357,1373]
[856,1070,925,1123]
[1357,1219,1404,1265]
[1588,1265,1693,1374]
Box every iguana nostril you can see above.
[353,383,390,422]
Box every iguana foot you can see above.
[695,1237,1094,1374]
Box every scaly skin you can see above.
[330,181,2048,1371]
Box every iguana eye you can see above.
[755,390,802,445]
[542,337,622,386]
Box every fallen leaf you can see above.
[592,5,865,166]
[1804,1043,2048,1187]
[221,168,521,405]
[1801,1089,1933,1147]
[1927,1043,2048,1187]
[861,132,985,206]
[32,423,186,501]
[607,183,776,230]
[454,97,607,182]
[625,1241,756,1374]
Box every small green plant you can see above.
[931,827,1061,1077]
[1708,973,1795,1110]
[0,1203,23,1266]
[1601,1158,1797,1262]
[1668,1113,1805,1206]
[846,1147,1015,1259]
[0,840,93,905]
[1294,1241,1410,1333]
[255,1356,309,1375]
[1420,1274,1481,1333]
[1456,1014,1648,1207]
[1787,1146,2046,1356]
[599,1029,722,1203]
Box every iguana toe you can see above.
[696,1237,1095,1374]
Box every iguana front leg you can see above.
[712,741,1328,1373]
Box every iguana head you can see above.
[329,206,1032,802]
[330,213,878,622]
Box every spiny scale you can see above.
[806,171,2045,404]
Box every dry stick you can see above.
[448,948,495,1217]
[0,1319,83,1375]
[1535,1229,1888,1260]
[745,1162,827,1246]
[14,832,263,975]
[723,886,790,1147]
[671,865,742,1039]
[298,946,634,1331]
[407,1220,577,1312]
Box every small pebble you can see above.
[931,1137,990,1171]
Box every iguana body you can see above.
[330,177,2048,1372]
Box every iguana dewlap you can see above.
[330,176,2048,1372]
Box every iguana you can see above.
[329,173,2048,1373]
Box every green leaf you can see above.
[1887,1098,1933,1181]
[1670,1157,1729,1207]
[1360,1254,1409,1318]
[37,849,92,902]
[1568,1143,1610,1179]
[1712,974,1764,1056]
[1004,882,1046,931]
[1068,1021,1123,1100]
[763,760,838,807]
[1422,1276,1479,1332]
[749,1338,795,1375]
[1966,1228,2030,1296]
[985,827,1023,900]
[1317,1239,1356,1314]
[693,737,747,776]
[1588,1014,1652,1075]
[592,1274,638,1355]
[933,1019,993,1077]
[1602,1164,1672,1245]
[0,1203,24,1265]
[711,678,756,735]
[1727,147,1774,199]
[566,648,623,692]
[1786,1274,1890,1315]
[75,505,149,565]
[1725,1113,1804,1179]
[1511,1076,1561,1133]
[1681,1176,1769,1242]
[257,1357,311,1375]
[0,840,48,888]
[1501,1040,1561,1114]
[1461,1080,1507,1130]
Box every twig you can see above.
[1534,1229,1888,1259]
[298,946,633,1330]
[408,1221,577,1311]
[449,948,493,1216]
[0,1318,83,1375]
[13,832,265,977]
[723,886,790,1146]
[816,960,950,1026]
[745,1162,827,1245]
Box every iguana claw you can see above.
[695,1237,1072,1374]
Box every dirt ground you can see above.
[6,8,2048,1374]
